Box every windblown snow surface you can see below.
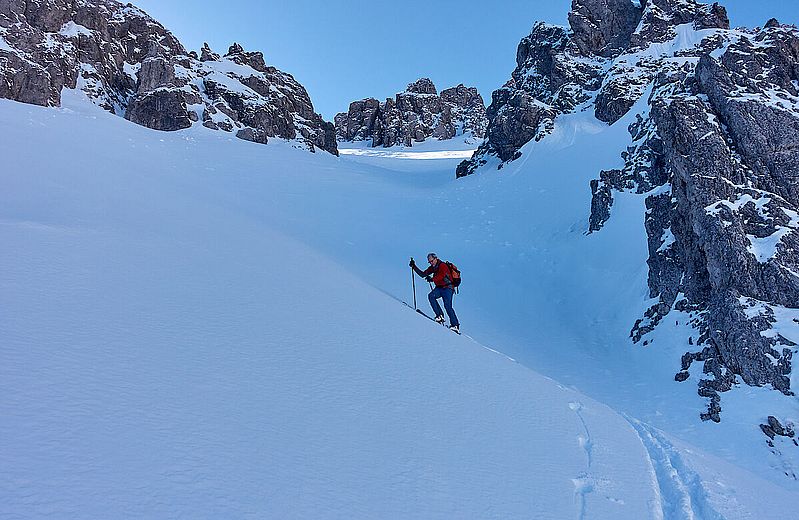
[1,89,797,518]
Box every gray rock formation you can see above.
[594,0,729,123]
[457,0,729,177]
[459,0,799,424]
[761,416,796,443]
[335,98,381,142]
[407,77,437,95]
[335,78,487,147]
[0,0,337,154]
[200,42,220,62]
[641,24,799,405]
[441,84,488,141]
[628,0,729,51]
[593,20,799,421]
[569,0,643,57]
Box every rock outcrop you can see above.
[632,23,799,420]
[457,0,728,177]
[335,78,487,147]
[590,7,798,421]
[0,0,337,154]
[459,0,799,425]
[569,0,643,57]
[585,19,799,422]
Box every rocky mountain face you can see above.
[631,21,799,423]
[461,0,799,427]
[0,0,337,154]
[457,0,728,174]
[334,78,487,147]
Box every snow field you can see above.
[0,97,660,518]
[2,81,798,517]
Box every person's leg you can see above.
[441,288,459,327]
[428,287,444,318]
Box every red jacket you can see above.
[415,260,454,288]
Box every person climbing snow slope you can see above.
[410,253,460,334]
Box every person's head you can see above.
[427,252,438,265]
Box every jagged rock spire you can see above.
[568,0,644,57]
[200,43,220,62]
[406,78,437,95]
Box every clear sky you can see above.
[130,0,799,120]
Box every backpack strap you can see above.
[440,262,453,288]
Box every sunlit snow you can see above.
[2,84,798,518]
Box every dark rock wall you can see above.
[569,0,643,57]
[0,0,337,154]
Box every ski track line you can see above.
[568,401,595,520]
[626,417,726,520]
[377,286,518,362]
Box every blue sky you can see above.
[131,0,799,120]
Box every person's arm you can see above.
[409,259,433,278]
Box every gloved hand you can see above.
[409,259,416,268]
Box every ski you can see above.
[400,299,460,334]
[416,308,438,322]
[417,308,461,334]
[414,307,448,328]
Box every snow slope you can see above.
[1,95,657,518]
[1,90,797,517]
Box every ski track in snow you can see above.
[377,286,518,363]
[627,418,725,520]
[569,401,595,520]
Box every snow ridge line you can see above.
[375,285,518,362]
[569,401,595,520]
[626,417,726,520]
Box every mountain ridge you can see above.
[0,0,337,154]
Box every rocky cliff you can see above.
[458,0,729,175]
[632,21,799,423]
[460,0,799,427]
[335,78,487,147]
[0,0,337,154]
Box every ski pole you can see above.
[410,258,418,310]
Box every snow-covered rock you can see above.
[458,0,799,425]
[583,17,799,420]
[456,0,729,177]
[0,0,337,154]
[335,78,487,147]
[637,21,799,419]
